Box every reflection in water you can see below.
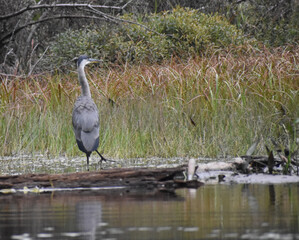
[0,184,298,240]
[76,201,102,240]
[268,184,276,204]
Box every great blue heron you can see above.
[72,55,106,171]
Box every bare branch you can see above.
[234,0,248,4]
[0,15,105,44]
[27,46,49,76]
[0,2,132,20]
[87,5,165,37]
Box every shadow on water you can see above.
[0,183,298,240]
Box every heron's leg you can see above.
[95,150,116,169]
[95,150,108,170]
[86,154,90,171]
[95,150,107,163]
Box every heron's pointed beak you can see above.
[88,58,102,64]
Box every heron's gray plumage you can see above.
[72,96,99,153]
[72,55,106,171]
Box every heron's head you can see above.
[76,55,101,68]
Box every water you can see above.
[0,183,298,240]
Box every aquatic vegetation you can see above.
[0,45,298,159]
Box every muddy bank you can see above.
[196,170,299,184]
[0,155,298,191]
[0,155,222,175]
[194,157,299,184]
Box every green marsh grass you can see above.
[0,46,298,159]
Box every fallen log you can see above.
[0,166,203,192]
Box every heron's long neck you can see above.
[78,65,91,98]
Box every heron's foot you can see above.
[97,159,105,170]
[95,150,113,170]
[95,150,116,163]
[95,150,107,161]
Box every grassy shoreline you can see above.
[0,46,298,160]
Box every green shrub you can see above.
[40,27,110,71]
[116,7,246,62]
[41,7,248,70]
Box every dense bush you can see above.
[41,7,248,70]
[118,7,246,62]
[42,28,110,70]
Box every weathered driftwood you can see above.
[0,166,203,191]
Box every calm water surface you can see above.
[0,183,298,240]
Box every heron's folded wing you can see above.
[72,97,99,144]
